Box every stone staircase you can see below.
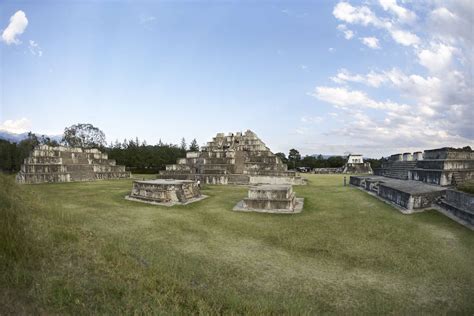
[375,161,417,180]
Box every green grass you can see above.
[458,180,474,194]
[1,173,474,314]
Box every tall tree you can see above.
[288,149,301,169]
[275,152,288,164]
[189,138,199,151]
[62,123,106,148]
[180,138,187,151]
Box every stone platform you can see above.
[435,190,474,229]
[233,184,304,213]
[350,175,445,213]
[126,179,207,206]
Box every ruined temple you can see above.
[158,130,306,185]
[16,145,130,184]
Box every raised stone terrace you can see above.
[158,130,306,185]
[409,148,474,186]
[16,145,130,184]
[375,148,474,186]
[350,175,445,212]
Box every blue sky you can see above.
[1,0,472,157]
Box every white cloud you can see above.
[1,10,28,45]
[28,40,42,56]
[333,1,419,47]
[333,2,381,27]
[337,24,354,40]
[301,116,323,123]
[139,15,156,24]
[311,86,408,112]
[0,118,32,133]
[360,36,380,49]
[417,42,455,74]
[389,29,419,46]
[299,64,309,71]
[378,0,416,24]
[331,69,386,87]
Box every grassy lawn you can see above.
[1,174,474,314]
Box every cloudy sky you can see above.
[0,0,472,157]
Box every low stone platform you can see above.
[350,175,445,213]
[233,184,304,213]
[126,179,207,206]
[436,190,474,229]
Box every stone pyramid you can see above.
[16,145,130,184]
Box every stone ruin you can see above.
[126,179,206,206]
[233,184,304,213]
[16,145,130,184]
[313,154,372,174]
[342,154,373,174]
[158,130,306,185]
[351,147,474,229]
[374,148,474,186]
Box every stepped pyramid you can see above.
[158,130,306,185]
[16,145,130,184]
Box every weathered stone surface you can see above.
[126,179,205,206]
[158,130,306,185]
[233,184,304,213]
[16,145,130,184]
[376,147,474,186]
[436,190,474,228]
[350,175,445,212]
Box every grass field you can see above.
[1,173,474,314]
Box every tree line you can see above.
[276,149,384,170]
[0,123,385,173]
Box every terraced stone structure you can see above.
[126,179,205,206]
[352,146,474,229]
[233,184,304,213]
[16,145,130,184]
[409,148,474,186]
[374,153,419,180]
[375,148,474,186]
[158,130,306,185]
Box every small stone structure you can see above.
[158,130,306,185]
[16,145,130,184]
[126,179,206,206]
[233,184,304,213]
[342,154,373,174]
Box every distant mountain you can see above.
[311,154,345,159]
[0,130,62,143]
